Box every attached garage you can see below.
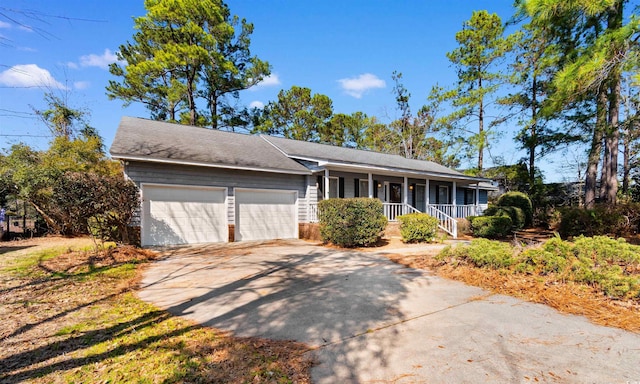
[235,189,298,241]
[142,184,228,246]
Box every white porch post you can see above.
[425,179,430,205]
[475,183,480,215]
[368,173,373,198]
[452,181,457,218]
[403,176,408,214]
[324,169,330,200]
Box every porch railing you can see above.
[308,202,319,223]
[382,203,416,221]
[429,204,487,218]
[424,205,458,239]
[307,201,468,238]
[384,203,457,238]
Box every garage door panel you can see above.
[142,185,227,246]
[235,190,297,241]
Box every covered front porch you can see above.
[306,167,493,238]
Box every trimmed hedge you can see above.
[318,198,387,247]
[469,215,512,238]
[496,191,533,226]
[397,213,439,243]
[483,205,526,231]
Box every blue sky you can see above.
[0,0,581,182]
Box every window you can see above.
[465,189,475,205]
[437,185,449,204]
[358,179,369,197]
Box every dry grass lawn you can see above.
[0,236,313,383]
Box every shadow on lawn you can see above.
[0,245,34,256]
[0,310,176,383]
[0,243,313,383]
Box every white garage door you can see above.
[235,189,297,241]
[142,185,227,246]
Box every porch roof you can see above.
[262,135,489,184]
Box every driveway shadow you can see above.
[140,241,430,381]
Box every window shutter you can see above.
[373,180,379,198]
[354,179,360,197]
[339,177,345,198]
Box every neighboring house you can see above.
[110,117,496,246]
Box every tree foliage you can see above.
[521,0,639,207]
[107,0,270,130]
[255,86,333,141]
[443,10,515,173]
[49,172,139,242]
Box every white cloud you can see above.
[74,81,90,90]
[0,21,11,29]
[67,61,79,69]
[249,100,264,109]
[0,64,67,89]
[79,48,120,69]
[338,73,386,98]
[251,74,281,90]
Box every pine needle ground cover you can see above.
[0,237,313,383]
[387,236,640,333]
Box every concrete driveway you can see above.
[138,240,640,383]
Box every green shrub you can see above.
[496,192,533,227]
[558,204,640,238]
[515,247,570,275]
[483,205,526,231]
[397,213,439,243]
[318,198,386,247]
[572,236,640,267]
[469,215,512,238]
[438,234,640,300]
[438,239,514,269]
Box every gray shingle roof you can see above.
[110,117,310,174]
[262,135,474,179]
[110,117,488,182]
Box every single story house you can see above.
[110,117,496,246]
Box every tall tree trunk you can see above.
[604,76,621,204]
[622,120,630,194]
[585,85,607,209]
[478,77,484,174]
[602,0,623,205]
[529,75,538,193]
[210,92,219,130]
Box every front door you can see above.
[388,183,402,203]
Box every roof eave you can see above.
[290,157,491,183]
[110,153,312,175]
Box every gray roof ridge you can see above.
[121,116,257,139]
[262,133,444,165]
